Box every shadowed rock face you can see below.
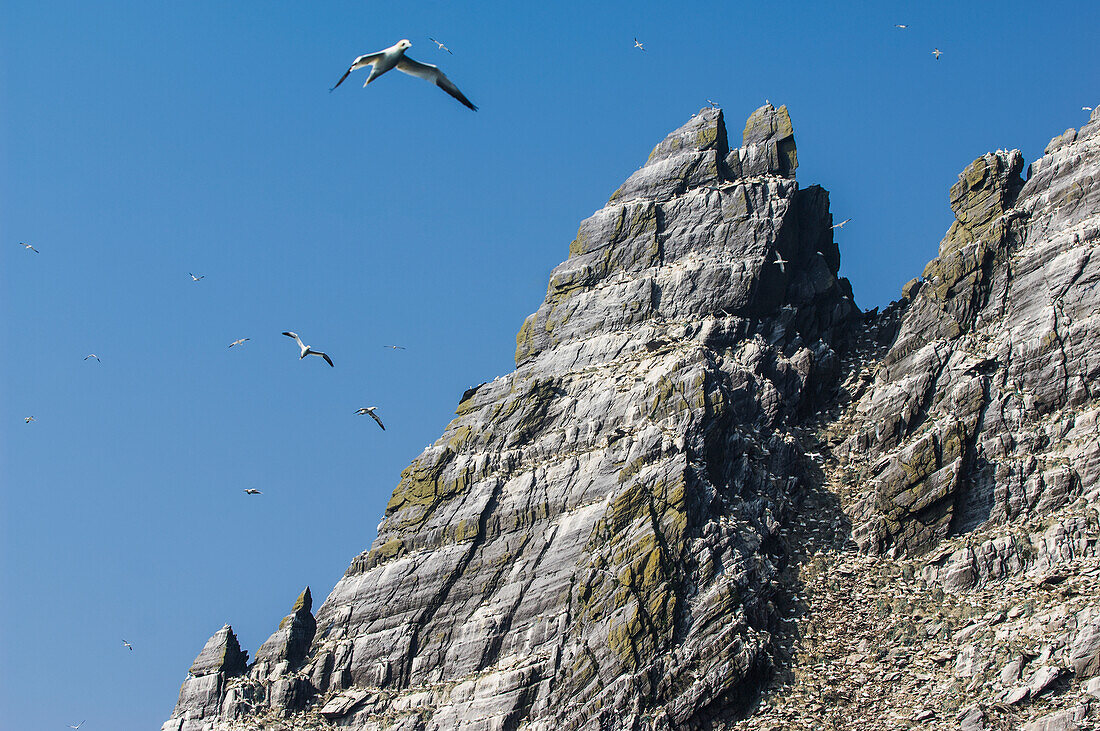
[163,105,1100,730]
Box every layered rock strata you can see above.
[163,103,858,730]
[164,104,1100,730]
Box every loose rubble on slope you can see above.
[163,106,1100,731]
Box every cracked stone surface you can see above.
[162,104,1100,730]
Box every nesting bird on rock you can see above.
[330,39,477,111]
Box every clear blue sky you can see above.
[2,1,1097,728]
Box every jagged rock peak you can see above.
[188,624,248,678]
[739,102,797,178]
[253,586,317,672]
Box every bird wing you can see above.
[396,56,477,110]
[331,52,383,91]
[315,351,334,367]
[429,38,453,54]
[282,331,304,348]
[369,411,386,430]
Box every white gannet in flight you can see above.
[283,331,334,367]
[84,354,100,362]
[894,24,908,29]
[633,38,645,51]
[24,416,35,423]
[228,338,250,348]
[773,250,788,274]
[18,242,39,253]
[428,37,453,54]
[355,406,386,430]
[831,218,851,229]
[189,273,204,281]
[383,344,406,350]
[244,488,262,495]
[67,722,85,730]
[122,639,133,651]
[1085,106,1094,112]
[932,48,942,59]
[330,39,478,111]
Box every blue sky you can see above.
[2,1,1097,728]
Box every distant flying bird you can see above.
[84,354,100,362]
[24,416,35,423]
[428,37,453,54]
[633,38,645,51]
[282,331,334,367]
[1085,107,1094,112]
[228,338,250,348]
[706,99,720,108]
[773,250,788,274]
[355,406,386,430]
[383,344,406,350]
[18,242,39,253]
[330,39,478,111]
[122,640,133,651]
[831,218,852,229]
[244,488,262,495]
[67,722,85,730]
[894,24,908,29]
[932,48,942,59]
[189,273,204,281]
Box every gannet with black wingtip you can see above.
[24,416,35,423]
[932,48,942,59]
[122,639,133,651]
[330,39,477,111]
[228,338,250,348]
[84,354,100,362]
[354,406,386,430]
[244,488,262,495]
[831,218,851,229]
[67,722,85,730]
[18,242,39,253]
[383,344,406,350]
[283,331,334,367]
[773,250,788,274]
[633,38,645,51]
[428,37,453,54]
[189,273,204,281]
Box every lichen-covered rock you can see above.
[253,587,316,673]
[163,104,857,730]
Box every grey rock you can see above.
[1021,704,1090,731]
[957,703,987,731]
[188,624,247,678]
[253,586,316,673]
[161,103,1100,730]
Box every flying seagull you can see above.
[831,218,852,229]
[67,722,85,730]
[84,354,100,362]
[244,488,262,495]
[428,37,453,54]
[330,39,478,111]
[122,640,133,651]
[633,38,645,51]
[383,344,406,350]
[355,406,386,430]
[282,331,334,367]
[932,48,942,59]
[18,242,39,253]
[189,273,204,281]
[228,338,250,348]
[773,250,788,274]
[24,416,35,423]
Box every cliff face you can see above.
[164,106,1100,731]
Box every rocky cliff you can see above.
[163,105,1100,731]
